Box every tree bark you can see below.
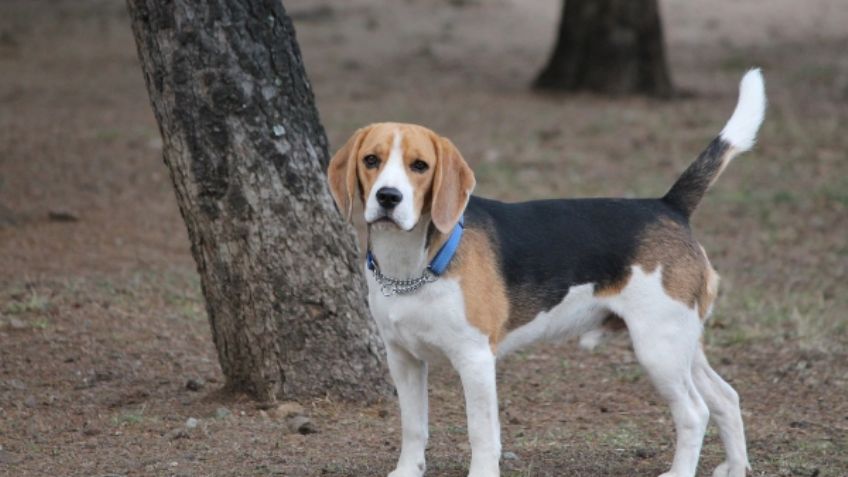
[126,0,389,402]
[534,0,673,97]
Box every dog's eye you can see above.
[410,160,429,173]
[363,154,381,169]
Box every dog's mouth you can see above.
[369,215,400,227]
[368,214,414,232]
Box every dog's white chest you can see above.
[366,272,488,362]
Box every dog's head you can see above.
[328,123,475,233]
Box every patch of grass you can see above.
[31,318,50,329]
[612,363,643,384]
[113,407,146,426]
[3,289,50,315]
[594,421,646,450]
[711,283,847,351]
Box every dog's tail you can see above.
[663,69,766,218]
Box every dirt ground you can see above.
[1,0,846,476]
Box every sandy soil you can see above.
[0,0,846,476]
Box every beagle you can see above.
[327,70,766,477]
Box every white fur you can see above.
[369,217,431,279]
[364,130,419,231]
[720,69,766,152]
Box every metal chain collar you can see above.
[371,262,438,297]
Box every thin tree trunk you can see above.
[126,0,389,402]
[534,0,673,97]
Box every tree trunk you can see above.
[534,0,673,97]
[126,0,389,402]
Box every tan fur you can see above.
[445,229,510,349]
[431,136,475,233]
[593,275,632,298]
[698,252,721,319]
[327,125,373,219]
[594,217,717,319]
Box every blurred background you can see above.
[0,0,845,475]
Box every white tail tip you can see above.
[719,68,767,152]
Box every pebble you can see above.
[185,378,204,392]
[82,426,101,436]
[48,209,80,222]
[502,451,518,461]
[185,417,199,429]
[215,407,231,419]
[286,415,317,435]
[165,428,189,440]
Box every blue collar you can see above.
[366,215,465,277]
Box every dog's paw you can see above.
[712,461,750,477]
[467,471,499,477]
[388,464,425,477]
[467,462,499,477]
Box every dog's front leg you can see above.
[453,347,500,477]
[387,344,429,477]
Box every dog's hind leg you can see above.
[692,347,750,477]
[613,269,710,477]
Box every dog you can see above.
[327,70,765,477]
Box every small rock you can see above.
[165,427,189,440]
[185,378,204,392]
[272,401,304,419]
[6,379,27,390]
[82,426,101,436]
[48,209,79,222]
[502,451,518,461]
[634,447,655,459]
[286,415,317,435]
[214,407,231,419]
[185,417,199,429]
[23,395,37,408]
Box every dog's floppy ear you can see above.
[431,136,476,234]
[328,126,370,220]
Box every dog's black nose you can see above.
[376,187,403,209]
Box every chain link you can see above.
[371,263,438,297]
